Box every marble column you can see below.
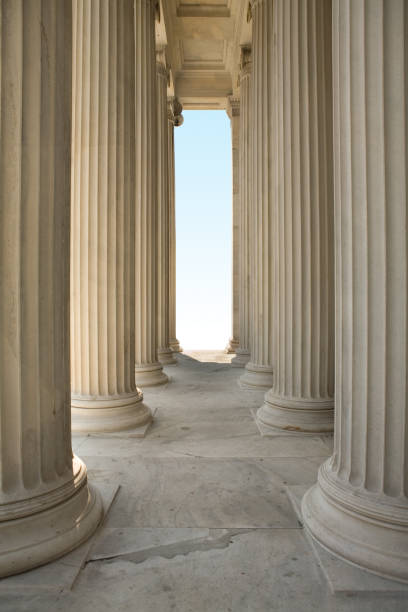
[0,0,102,577]
[156,51,176,365]
[232,47,252,368]
[168,97,183,353]
[71,0,152,432]
[256,0,334,434]
[226,97,240,355]
[239,0,274,390]
[134,0,168,387]
[303,0,408,583]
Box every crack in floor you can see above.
[86,528,256,566]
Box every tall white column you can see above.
[232,47,252,368]
[157,51,176,365]
[0,0,102,577]
[168,98,183,354]
[303,0,408,583]
[256,0,334,434]
[226,97,240,355]
[134,0,168,387]
[239,0,274,390]
[70,0,152,432]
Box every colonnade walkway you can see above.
[2,353,408,612]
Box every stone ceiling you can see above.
[157,0,252,109]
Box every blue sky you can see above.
[175,110,232,350]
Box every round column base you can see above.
[0,457,103,578]
[225,338,239,354]
[302,461,408,584]
[231,349,250,368]
[239,362,274,390]
[158,347,178,365]
[169,338,183,353]
[71,391,152,433]
[135,362,169,387]
[257,393,334,435]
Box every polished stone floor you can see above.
[1,352,407,611]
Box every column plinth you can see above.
[239,0,273,390]
[232,48,252,369]
[232,349,251,368]
[71,0,152,432]
[239,363,274,391]
[256,0,334,434]
[134,0,168,387]
[0,0,102,576]
[302,0,408,583]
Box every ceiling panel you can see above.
[177,0,231,18]
[180,39,226,69]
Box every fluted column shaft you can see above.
[134,0,167,387]
[257,0,334,433]
[226,97,240,354]
[0,0,101,577]
[239,0,274,390]
[303,0,408,583]
[232,48,252,368]
[168,98,183,353]
[71,0,151,432]
[156,54,176,366]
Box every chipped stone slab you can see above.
[71,529,326,612]
[88,527,255,564]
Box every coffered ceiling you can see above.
[158,0,252,109]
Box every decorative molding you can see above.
[227,95,240,119]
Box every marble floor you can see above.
[1,352,408,612]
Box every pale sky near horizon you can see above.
[175,110,232,350]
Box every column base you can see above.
[225,338,239,354]
[135,362,169,387]
[239,361,274,390]
[169,338,183,353]
[256,392,334,435]
[231,348,250,368]
[302,460,408,585]
[0,457,103,578]
[71,390,152,433]
[158,347,177,365]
